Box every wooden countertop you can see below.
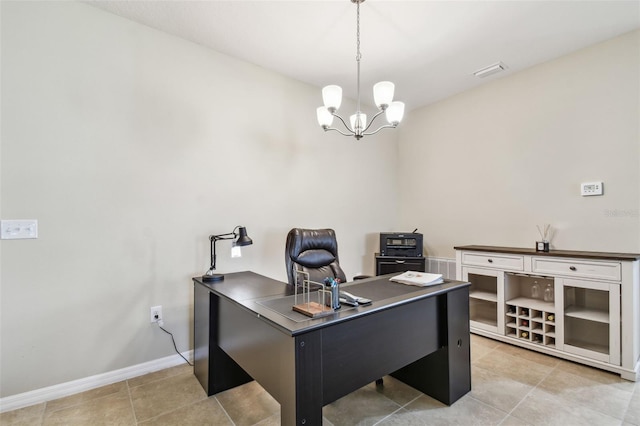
[454,245,640,261]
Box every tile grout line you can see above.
[619,383,639,425]
[621,374,640,425]
[370,406,405,426]
[370,393,421,426]
[39,383,130,418]
[132,396,210,424]
[38,401,46,426]
[129,371,209,424]
[501,359,558,423]
[125,380,139,425]
[214,395,236,426]
[126,366,192,391]
[464,394,514,426]
[474,340,554,425]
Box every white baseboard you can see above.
[0,350,193,413]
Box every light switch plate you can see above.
[581,181,603,196]
[1,220,38,239]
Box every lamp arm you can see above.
[323,110,395,138]
[208,227,241,272]
[361,109,386,134]
[332,112,355,134]
[322,113,356,136]
[362,123,398,136]
[322,126,355,137]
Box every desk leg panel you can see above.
[390,287,471,405]
[218,297,296,405]
[283,331,323,426]
[194,284,253,396]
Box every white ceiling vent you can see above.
[473,62,508,78]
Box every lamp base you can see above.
[202,273,225,282]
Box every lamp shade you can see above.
[373,81,395,109]
[350,113,367,131]
[235,227,253,246]
[322,85,342,111]
[316,107,334,127]
[385,101,405,125]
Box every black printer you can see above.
[379,232,423,257]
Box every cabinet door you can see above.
[558,278,621,365]
[462,267,504,334]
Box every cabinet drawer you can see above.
[532,258,621,281]
[462,252,524,271]
[376,257,425,276]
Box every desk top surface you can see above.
[193,271,469,336]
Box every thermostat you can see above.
[581,181,603,196]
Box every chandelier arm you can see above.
[323,126,355,137]
[332,112,356,133]
[361,109,386,133]
[362,123,398,136]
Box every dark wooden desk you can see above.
[193,271,471,425]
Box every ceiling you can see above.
[87,0,640,111]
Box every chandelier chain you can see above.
[356,0,361,62]
[356,0,361,112]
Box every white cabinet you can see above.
[456,245,640,381]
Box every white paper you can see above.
[390,271,444,287]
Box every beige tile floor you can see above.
[2,335,639,425]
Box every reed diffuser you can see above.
[536,224,550,252]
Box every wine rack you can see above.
[505,300,556,348]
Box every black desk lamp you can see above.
[202,226,253,282]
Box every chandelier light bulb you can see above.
[373,81,395,109]
[385,101,405,125]
[316,106,334,127]
[322,85,342,112]
[350,112,367,132]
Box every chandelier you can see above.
[316,0,405,140]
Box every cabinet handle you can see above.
[487,259,493,263]
[394,260,406,264]
[569,266,577,271]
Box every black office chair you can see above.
[285,228,347,286]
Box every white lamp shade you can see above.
[385,101,405,125]
[316,106,334,127]
[373,81,395,108]
[350,113,367,131]
[322,85,342,111]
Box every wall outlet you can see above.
[150,305,163,324]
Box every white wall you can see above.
[3,1,638,401]
[398,30,640,257]
[0,1,397,397]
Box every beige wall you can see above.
[0,2,397,397]
[2,1,639,401]
[398,30,640,257]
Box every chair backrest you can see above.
[285,228,347,286]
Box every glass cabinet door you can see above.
[462,267,504,334]
[558,278,621,365]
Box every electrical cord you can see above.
[156,322,194,367]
